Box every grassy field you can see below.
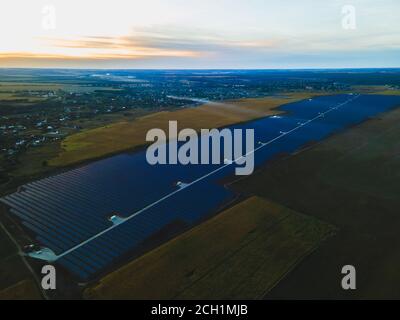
[0,82,121,103]
[350,85,400,96]
[230,106,400,299]
[85,196,334,300]
[0,92,45,102]
[372,90,400,95]
[0,82,120,93]
[9,142,61,178]
[0,223,17,260]
[50,92,330,167]
[0,279,42,300]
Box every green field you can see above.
[0,82,121,93]
[0,222,41,299]
[85,197,334,300]
[0,92,45,103]
[231,106,400,299]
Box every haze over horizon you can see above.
[1,0,399,69]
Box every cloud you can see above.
[1,22,399,68]
[44,27,282,58]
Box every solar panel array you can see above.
[2,94,400,280]
[1,159,234,280]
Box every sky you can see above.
[0,0,399,69]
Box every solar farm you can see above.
[2,93,400,283]
[0,158,234,280]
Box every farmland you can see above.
[50,92,329,167]
[0,279,41,300]
[1,68,354,197]
[1,69,400,300]
[230,105,400,299]
[0,211,41,299]
[85,196,334,300]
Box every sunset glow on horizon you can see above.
[1,0,399,69]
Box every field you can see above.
[351,85,400,96]
[50,92,330,167]
[85,196,334,300]
[0,212,41,300]
[0,82,121,104]
[372,89,400,95]
[9,142,61,178]
[0,279,41,300]
[230,105,400,299]
[0,92,45,103]
[0,82,120,93]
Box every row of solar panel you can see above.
[3,94,394,280]
[56,181,234,279]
